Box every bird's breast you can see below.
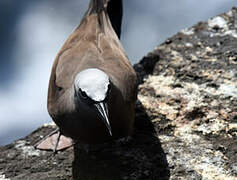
[55,104,112,144]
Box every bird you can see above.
[36,0,137,151]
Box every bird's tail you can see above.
[86,0,123,39]
[87,0,109,15]
[107,0,123,39]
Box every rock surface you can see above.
[1,7,237,180]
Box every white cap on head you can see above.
[74,68,110,102]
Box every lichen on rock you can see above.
[135,6,237,180]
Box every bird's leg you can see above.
[34,128,59,149]
[53,130,61,154]
[35,128,73,152]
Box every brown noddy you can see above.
[37,0,137,151]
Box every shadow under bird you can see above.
[36,0,137,151]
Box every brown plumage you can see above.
[47,0,137,145]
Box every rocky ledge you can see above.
[1,7,237,180]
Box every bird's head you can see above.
[74,68,112,136]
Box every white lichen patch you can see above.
[205,57,218,62]
[208,16,228,30]
[218,84,237,98]
[226,10,233,17]
[228,123,237,130]
[42,121,56,127]
[224,29,237,38]
[170,50,184,63]
[139,75,209,121]
[181,27,194,35]
[160,124,236,180]
[138,95,158,111]
[196,119,227,135]
[0,174,10,180]
[205,82,237,99]
[15,140,41,157]
[140,75,175,96]
[205,46,213,53]
[139,73,235,137]
[199,69,237,99]
[207,15,237,39]
[185,42,193,48]
[183,82,207,111]
[189,54,198,61]
[138,75,181,120]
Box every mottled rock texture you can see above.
[1,7,237,180]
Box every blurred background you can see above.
[0,0,236,145]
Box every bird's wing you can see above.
[48,9,137,115]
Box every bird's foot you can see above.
[34,129,73,153]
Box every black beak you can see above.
[95,102,112,136]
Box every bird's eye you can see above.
[108,84,111,92]
[56,85,63,91]
[80,89,88,99]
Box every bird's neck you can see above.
[86,0,123,39]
